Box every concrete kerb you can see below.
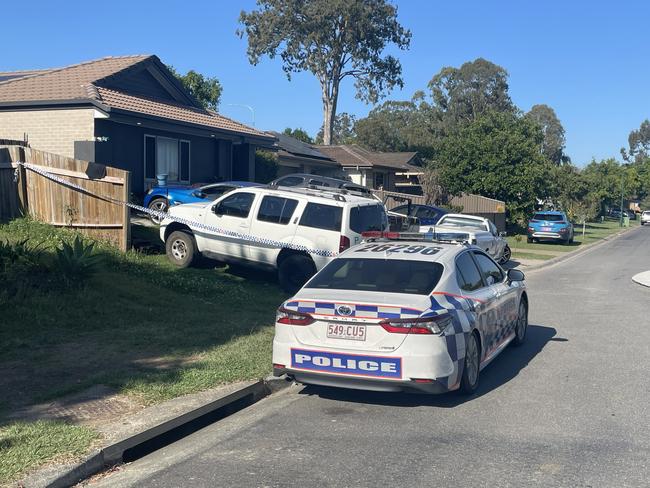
[521,225,642,273]
[30,376,292,488]
[632,271,650,288]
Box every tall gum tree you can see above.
[238,0,411,145]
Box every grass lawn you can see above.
[0,218,288,484]
[507,219,636,259]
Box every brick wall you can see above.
[0,108,95,158]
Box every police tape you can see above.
[17,162,338,258]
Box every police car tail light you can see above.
[276,307,314,326]
[380,315,452,335]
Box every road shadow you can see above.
[298,323,558,408]
[502,259,522,270]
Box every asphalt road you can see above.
[93,226,650,488]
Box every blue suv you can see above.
[527,211,574,244]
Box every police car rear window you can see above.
[304,258,444,295]
[299,203,342,232]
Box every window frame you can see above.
[471,250,505,285]
[143,134,191,186]
[256,195,299,226]
[454,250,487,292]
[214,191,256,219]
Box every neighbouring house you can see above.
[315,144,421,193]
[0,55,275,192]
[267,131,343,178]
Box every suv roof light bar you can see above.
[361,230,470,245]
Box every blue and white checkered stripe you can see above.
[18,162,337,258]
[421,292,478,391]
[284,300,422,319]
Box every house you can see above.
[267,131,343,178]
[0,55,275,192]
[314,144,421,193]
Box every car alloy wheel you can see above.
[499,245,511,264]
[171,238,187,261]
[465,334,479,386]
[513,300,528,346]
[148,199,168,224]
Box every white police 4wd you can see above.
[272,231,528,394]
[160,186,387,291]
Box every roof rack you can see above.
[266,184,381,203]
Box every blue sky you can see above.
[2,0,648,165]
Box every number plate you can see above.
[327,323,367,341]
[541,226,552,231]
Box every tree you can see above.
[282,127,313,143]
[315,112,357,145]
[622,119,650,162]
[428,58,515,126]
[239,0,411,145]
[168,66,222,110]
[418,168,448,206]
[435,110,551,225]
[354,92,435,155]
[525,104,568,165]
[582,158,640,214]
[254,150,279,183]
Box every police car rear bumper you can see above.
[273,367,451,394]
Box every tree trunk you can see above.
[321,80,339,145]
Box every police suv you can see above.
[272,231,528,394]
[160,186,388,291]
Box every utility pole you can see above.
[619,173,625,227]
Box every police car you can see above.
[272,231,528,394]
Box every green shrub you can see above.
[54,236,103,284]
[0,239,52,301]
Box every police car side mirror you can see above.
[212,203,222,216]
[507,268,525,283]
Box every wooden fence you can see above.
[374,188,507,231]
[0,142,131,250]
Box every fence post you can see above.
[122,170,131,252]
[17,146,29,214]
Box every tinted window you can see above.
[349,205,386,234]
[203,185,232,196]
[455,252,484,291]
[216,192,255,218]
[308,179,330,187]
[257,196,299,225]
[277,176,304,187]
[438,216,485,230]
[391,205,410,216]
[533,213,564,222]
[305,258,444,295]
[299,203,342,232]
[473,252,504,285]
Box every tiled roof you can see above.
[96,87,269,138]
[316,144,418,170]
[0,55,271,140]
[0,56,149,102]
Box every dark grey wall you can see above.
[93,120,224,192]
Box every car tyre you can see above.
[459,331,480,395]
[526,236,533,244]
[148,198,168,225]
[512,299,528,346]
[278,254,316,293]
[498,245,511,264]
[166,230,196,268]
